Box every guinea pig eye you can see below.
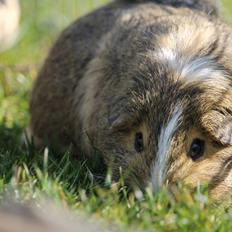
[135,132,144,153]
[189,138,205,161]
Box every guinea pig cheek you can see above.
[167,128,220,186]
[181,129,231,191]
[116,123,151,185]
[210,169,232,202]
[208,147,232,201]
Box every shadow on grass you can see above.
[0,123,107,192]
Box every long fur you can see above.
[29,0,232,202]
[116,0,219,15]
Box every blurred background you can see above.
[0,0,232,128]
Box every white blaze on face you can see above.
[151,106,182,192]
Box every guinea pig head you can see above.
[93,50,232,204]
[104,74,232,202]
[84,16,232,202]
[183,91,232,201]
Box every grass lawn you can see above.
[0,0,232,231]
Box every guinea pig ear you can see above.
[201,108,232,146]
[108,111,136,131]
[107,97,136,131]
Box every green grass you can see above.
[0,0,232,231]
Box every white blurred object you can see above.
[0,202,120,232]
[0,0,20,52]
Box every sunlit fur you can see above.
[29,0,232,202]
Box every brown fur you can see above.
[29,0,232,201]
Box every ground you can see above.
[0,0,232,231]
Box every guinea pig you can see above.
[0,0,20,52]
[28,0,232,202]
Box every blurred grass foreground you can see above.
[0,0,232,231]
